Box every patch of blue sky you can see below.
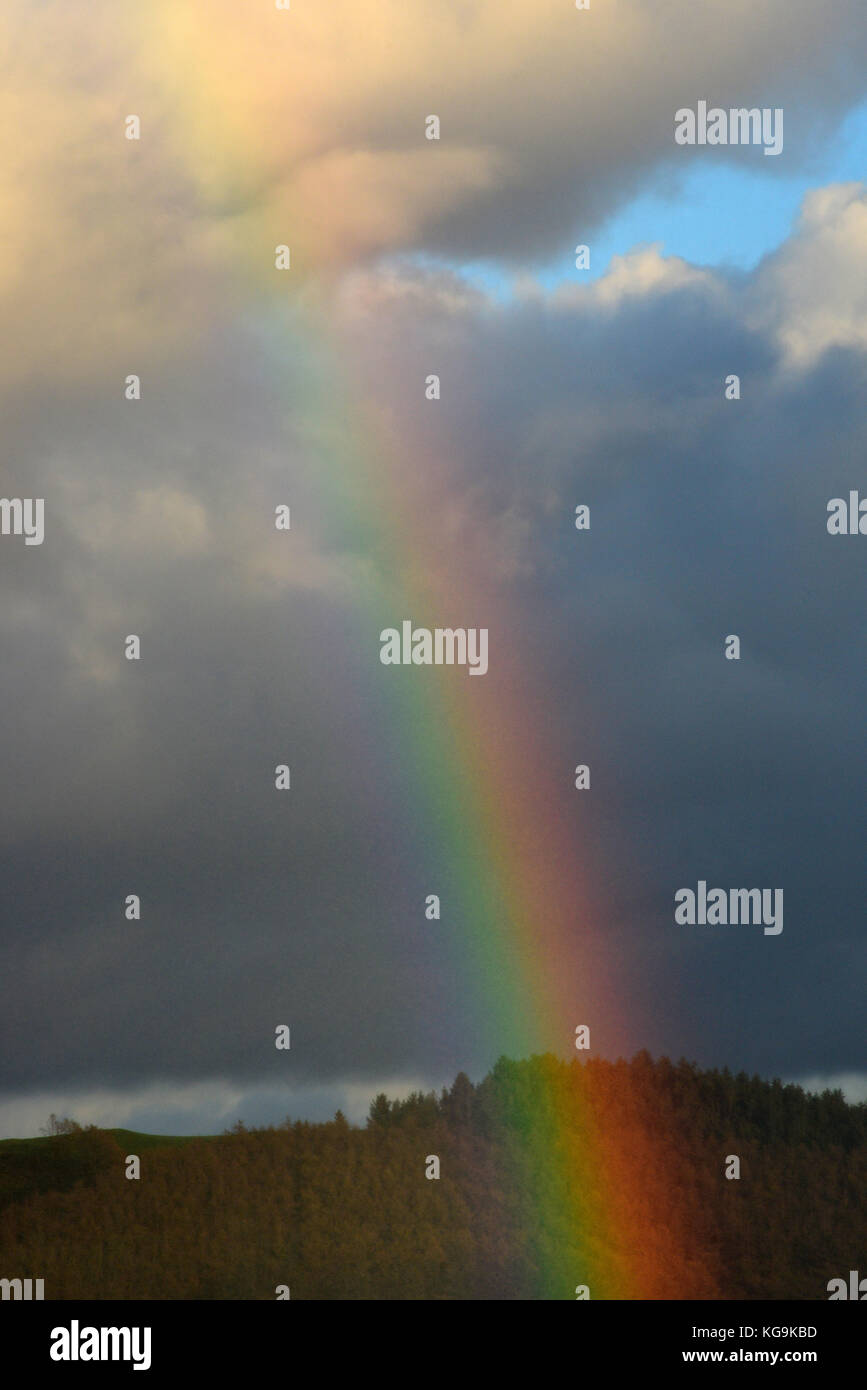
[398,100,867,300]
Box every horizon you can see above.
[4,1050,866,1141]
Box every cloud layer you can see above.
[0,2,865,1132]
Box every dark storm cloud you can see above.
[2,190,866,1125]
[1,0,866,1131]
[331,216,867,1082]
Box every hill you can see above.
[0,1129,205,1213]
[1,1054,864,1299]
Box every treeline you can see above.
[0,1053,864,1299]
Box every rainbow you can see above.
[126,3,715,1299]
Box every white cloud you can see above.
[790,1074,867,1104]
[752,183,867,366]
[0,1074,449,1138]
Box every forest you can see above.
[1,1053,864,1300]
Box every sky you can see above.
[0,0,865,1136]
[439,99,867,294]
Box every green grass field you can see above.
[0,1129,200,1155]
